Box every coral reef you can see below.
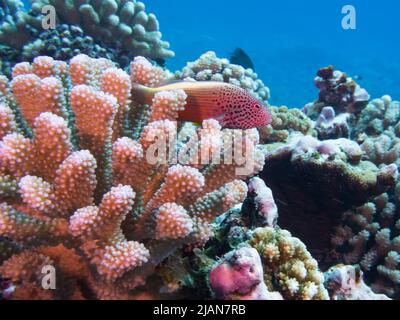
[325,94,400,299]
[165,177,329,300]
[0,54,263,299]
[1,3,400,298]
[331,191,400,297]
[259,134,398,264]
[176,51,270,103]
[352,95,400,140]
[313,106,351,140]
[302,66,371,141]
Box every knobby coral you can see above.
[175,51,270,103]
[29,0,174,61]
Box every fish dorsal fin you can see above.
[157,78,196,87]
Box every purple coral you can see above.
[315,66,370,114]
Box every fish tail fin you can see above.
[131,83,155,105]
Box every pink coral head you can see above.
[209,247,263,298]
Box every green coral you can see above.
[0,0,33,48]
[250,227,329,300]
[0,175,18,197]
[259,106,314,143]
[352,95,400,140]
[29,0,174,61]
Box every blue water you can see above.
[146,0,400,107]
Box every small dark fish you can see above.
[230,48,255,71]
[353,75,363,81]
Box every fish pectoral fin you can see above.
[212,113,228,127]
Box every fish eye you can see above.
[254,103,261,109]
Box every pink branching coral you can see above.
[0,54,264,299]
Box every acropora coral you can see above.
[0,54,264,299]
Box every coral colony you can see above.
[0,1,399,301]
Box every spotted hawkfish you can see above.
[132,81,272,129]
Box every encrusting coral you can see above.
[0,54,264,299]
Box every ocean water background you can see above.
[146,0,400,107]
[21,0,400,107]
